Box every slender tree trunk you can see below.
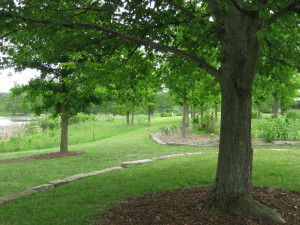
[126,111,130,126]
[131,108,134,125]
[257,104,262,119]
[280,103,285,116]
[214,102,218,122]
[186,104,189,126]
[181,99,188,138]
[60,102,68,152]
[273,92,278,118]
[148,106,151,123]
[200,109,204,118]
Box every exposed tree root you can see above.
[201,197,286,224]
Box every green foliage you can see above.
[286,110,300,120]
[252,110,258,119]
[0,114,149,153]
[160,112,172,117]
[199,114,216,134]
[37,117,60,131]
[257,116,300,142]
[8,136,22,151]
[159,125,179,135]
[69,113,96,124]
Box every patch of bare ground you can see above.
[0,151,86,164]
[96,187,300,225]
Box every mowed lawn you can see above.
[0,116,299,225]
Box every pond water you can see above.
[0,117,31,127]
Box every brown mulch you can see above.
[0,151,86,164]
[96,187,300,225]
[156,133,279,147]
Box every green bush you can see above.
[258,116,300,142]
[159,125,179,135]
[251,110,258,119]
[286,110,300,120]
[161,112,172,117]
[69,113,96,124]
[200,114,215,133]
[38,117,60,131]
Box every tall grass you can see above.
[0,114,150,153]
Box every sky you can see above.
[0,68,38,93]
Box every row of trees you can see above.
[1,0,299,223]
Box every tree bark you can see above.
[209,79,253,207]
[214,102,218,122]
[200,109,204,118]
[181,99,188,138]
[280,103,285,116]
[273,92,278,118]
[60,102,69,152]
[148,106,151,123]
[257,104,262,119]
[202,2,285,223]
[131,108,134,125]
[126,111,130,126]
[186,104,189,125]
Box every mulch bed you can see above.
[96,187,300,225]
[0,151,86,164]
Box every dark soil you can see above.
[0,151,86,164]
[96,187,300,225]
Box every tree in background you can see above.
[107,50,159,125]
[10,52,102,152]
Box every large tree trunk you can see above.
[209,79,253,206]
[203,1,285,223]
[60,102,69,152]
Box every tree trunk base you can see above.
[200,196,286,224]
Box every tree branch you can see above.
[265,1,300,26]
[261,52,293,67]
[164,0,196,20]
[74,23,220,80]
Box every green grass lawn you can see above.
[0,116,299,225]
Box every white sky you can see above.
[0,68,39,93]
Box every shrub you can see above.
[200,114,215,133]
[159,125,179,135]
[161,112,172,117]
[258,116,300,142]
[251,110,258,119]
[286,110,300,120]
[160,126,170,135]
[38,117,59,131]
[69,113,96,124]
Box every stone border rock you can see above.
[0,152,203,206]
[150,133,300,147]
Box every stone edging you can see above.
[0,152,203,206]
[150,133,300,147]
